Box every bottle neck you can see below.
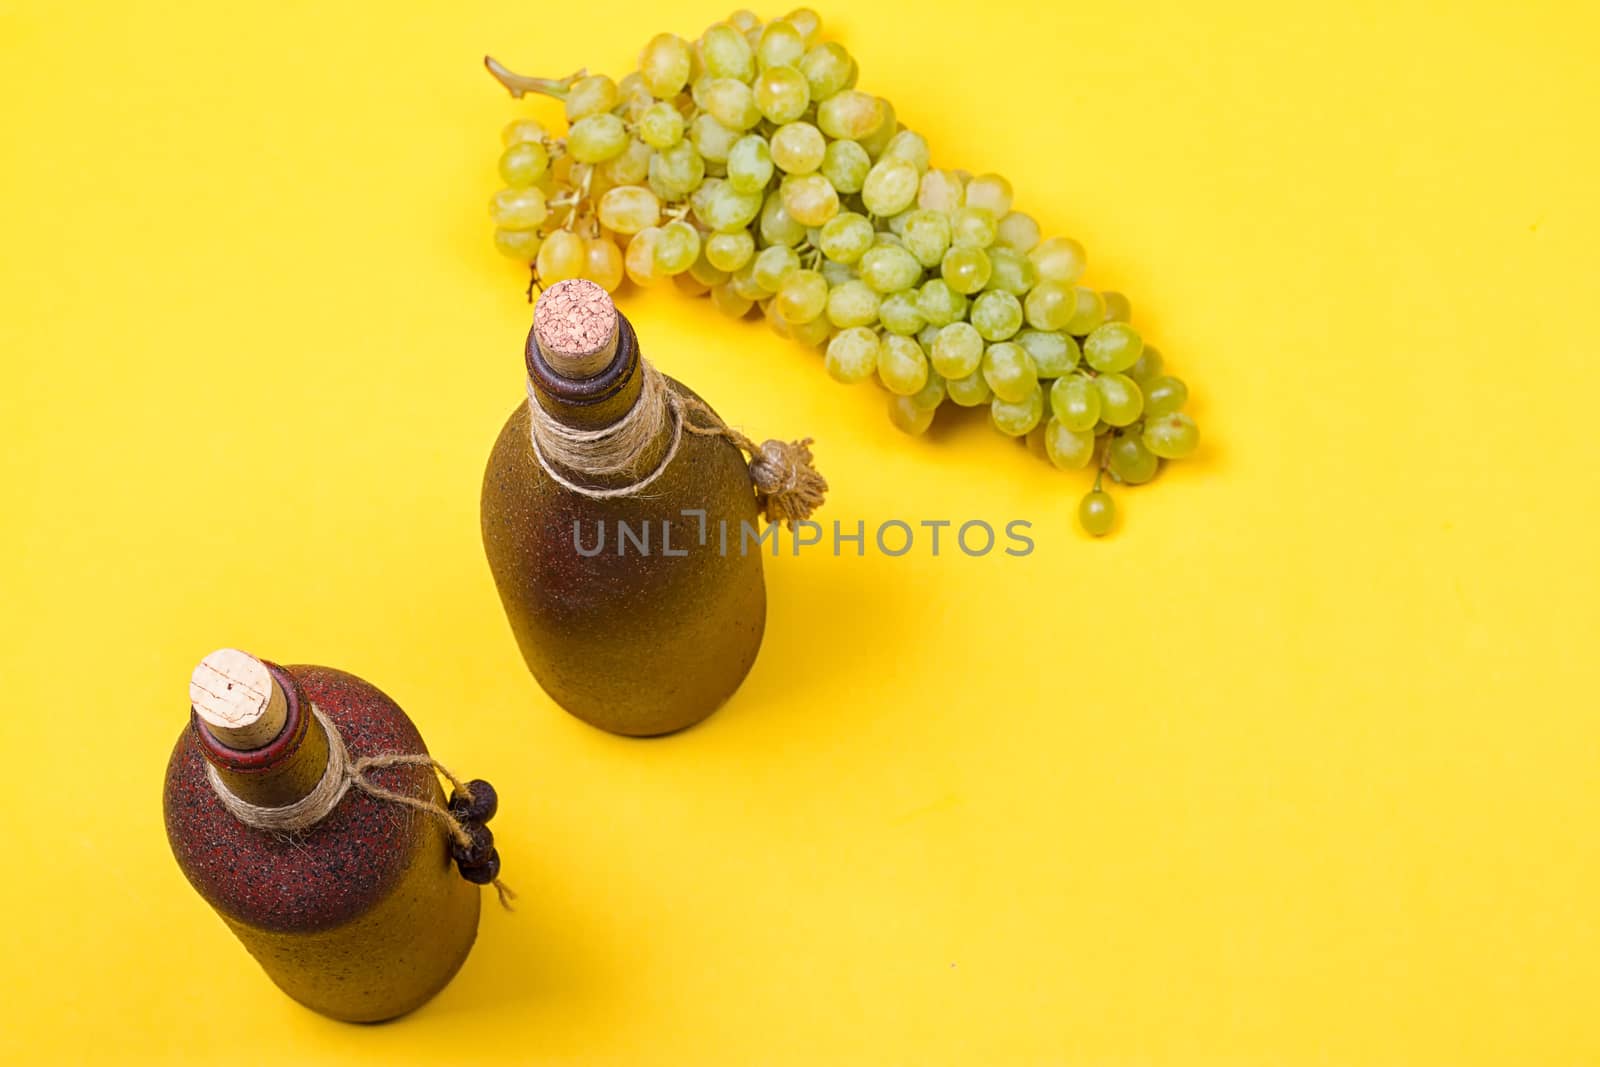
[192,663,332,809]
[524,312,674,488]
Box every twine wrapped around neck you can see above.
[205,706,516,909]
[526,360,827,525]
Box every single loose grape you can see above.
[1143,375,1188,417]
[931,321,984,379]
[653,220,701,275]
[1095,373,1143,426]
[1017,329,1079,377]
[498,141,549,187]
[995,211,1040,253]
[917,279,968,327]
[820,139,870,194]
[759,190,807,246]
[964,173,1013,217]
[826,279,880,328]
[817,90,884,141]
[1141,412,1199,459]
[984,247,1037,296]
[1126,344,1165,384]
[596,186,660,234]
[624,226,661,286]
[818,211,874,263]
[770,122,827,174]
[946,367,992,407]
[1078,491,1115,536]
[971,290,1024,341]
[700,23,755,80]
[489,187,548,230]
[648,141,705,200]
[878,291,926,335]
[982,341,1038,403]
[772,268,826,324]
[640,33,693,97]
[1050,375,1101,431]
[600,138,651,185]
[888,394,936,435]
[825,327,879,384]
[1044,418,1095,469]
[752,244,800,290]
[501,118,546,147]
[1064,287,1107,335]
[950,207,997,249]
[990,384,1044,437]
[1108,434,1158,484]
[1083,322,1143,373]
[711,282,754,318]
[882,129,931,174]
[583,236,624,292]
[725,135,773,193]
[753,64,810,122]
[859,244,922,293]
[780,173,839,226]
[536,230,587,284]
[877,334,930,395]
[941,246,992,294]
[757,20,806,69]
[493,227,541,261]
[705,230,755,272]
[798,42,856,100]
[918,169,965,212]
[1029,236,1087,284]
[862,158,921,216]
[568,113,629,163]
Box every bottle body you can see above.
[164,663,480,1022]
[481,312,767,736]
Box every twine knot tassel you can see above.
[748,437,828,526]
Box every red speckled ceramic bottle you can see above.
[163,650,480,1022]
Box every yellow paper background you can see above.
[3,1,1597,1063]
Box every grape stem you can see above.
[483,56,587,100]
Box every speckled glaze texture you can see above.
[481,318,767,736]
[163,664,480,1022]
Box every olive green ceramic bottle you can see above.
[481,281,766,736]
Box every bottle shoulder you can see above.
[164,665,439,933]
[483,378,760,517]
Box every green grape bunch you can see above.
[483,8,1200,535]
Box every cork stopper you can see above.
[190,648,288,750]
[534,279,620,379]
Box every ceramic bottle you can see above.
[481,280,766,736]
[163,649,481,1022]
